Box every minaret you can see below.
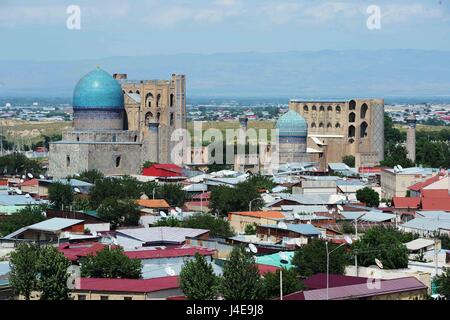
[405,114,417,163]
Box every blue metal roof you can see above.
[276,110,308,137]
[261,223,321,235]
[73,68,124,110]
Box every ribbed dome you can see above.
[73,68,124,110]
[276,110,308,137]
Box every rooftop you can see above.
[228,211,286,219]
[137,199,170,209]
[75,276,179,293]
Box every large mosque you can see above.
[48,68,186,178]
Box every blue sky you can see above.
[0,0,449,60]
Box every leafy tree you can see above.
[69,169,104,184]
[341,221,355,234]
[9,243,40,300]
[0,205,46,237]
[48,182,73,210]
[244,223,257,235]
[206,163,232,173]
[342,155,355,167]
[353,226,409,269]
[292,239,349,277]
[97,198,140,229]
[261,268,302,299]
[142,161,157,168]
[90,176,142,208]
[221,246,263,300]
[179,253,219,300]
[37,246,70,300]
[435,267,450,299]
[438,234,450,250]
[381,144,414,168]
[183,214,235,238]
[153,216,183,227]
[0,153,44,175]
[246,175,276,191]
[356,187,380,207]
[71,196,92,211]
[155,183,187,207]
[80,247,142,279]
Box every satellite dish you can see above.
[41,211,47,217]
[295,238,302,247]
[397,165,403,171]
[21,175,26,179]
[375,258,384,269]
[343,235,353,245]
[39,175,45,179]
[248,243,258,254]
[20,179,24,183]
[293,213,301,220]
[27,173,33,179]
[16,189,23,195]
[278,221,288,230]
[92,231,98,237]
[25,193,30,198]
[280,252,289,265]
[165,266,176,276]
[75,173,80,177]
[74,187,81,193]
[175,207,182,213]
[160,211,168,218]
[245,247,250,253]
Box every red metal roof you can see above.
[192,192,211,200]
[421,197,450,211]
[123,246,215,260]
[408,175,441,192]
[58,242,107,262]
[392,197,420,209]
[20,179,39,187]
[257,264,279,275]
[76,276,180,293]
[421,189,450,198]
[142,164,183,177]
[304,273,370,290]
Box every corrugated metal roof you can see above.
[340,211,396,222]
[117,227,209,244]
[405,238,435,251]
[259,223,321,235]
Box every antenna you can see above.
[375,258,384,269]
[248,243,258,254]
[165,266,176,277]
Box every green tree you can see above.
[221,246,263,300]
[438,234,450,250]
[261,268,302,299]
[142,161,157,168]
[342,221,355,234]
[0,153,44,175]
[155,183,187,207]
[153,216,183,227]
[9,243,40,300]
[342,155,355,167]
[179,253,219,300]
[38,246,70,300]
[435,267,450,299]
[244,223,257,235]
[353,226,409,269]
[97,198,140,229]
[69,169,104,184]
[48,182,73,210]
[356,187,380,207]
[183,214,235,238]
[90,176,143,208]
[292,239,349,277]
[380,144,414,168]
[0,205,46,237]
[246,175,276,191]
[80,247,142,279]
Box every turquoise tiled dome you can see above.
[73,68,124,110]
[276,110,308,137]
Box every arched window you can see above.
[303,105,309,112]
[361,103,368,119]
[312,105,317,111]
[145,93,154,108]
[128,90,133,94]
[327,106,333,112]
[157,112,161,121]
[145,112,153,124]
[112,134,117,142]
[327,123,332,128]
[136,90,140,95]
[360,121,368,138]
[170,113,174,126]
[348,138,355,144]
[156,94,161,108]
[335,123,341,128]
[115,156,121,168]
[319,105,325,112]
[311,122,317,128]
[349,112,356,123]
[336,105,341,113]
[76,135,80,142]
[134,135,138,142]
[66,155,70,167]
[349,100,356,110]
[170,94,175,107]
[348,125,355,138]
[319,122,324,128]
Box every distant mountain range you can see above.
[1,50,450,101]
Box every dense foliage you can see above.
[80,247,142,279]
[0,153,44,175]
[261,268,302,299]
[68,169,104,184]
[292,239,349,277]
[342,155,355,168]
[48,182,73,210]
[0,205,46,237]
[97,198,140,229]
[179,253,219,300]
[356,187,380,207]
[435,267,450,299]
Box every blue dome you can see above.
[73,68,124,110]
[276,110,308,137]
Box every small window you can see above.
[336,105,341,113]
[116,156,121,168]
[303,105,309,112]
[349,100,356,110]
[66,156,70,167]
[319,105,325,112]
[349,112,356,123]
[319,122,324,128]
[335,123,341,128]
[100,296,109,301]
[76,135,80,142]
[112,134,117,142]
[124,297,132,301]
[312,105,317,111]
[327,123,332,128]
[311,122,317,128]
[78,295,86,300]
[170,113,174,126]
[327,106,333,112]
[170,94,175,107]
[134,135,138,142]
